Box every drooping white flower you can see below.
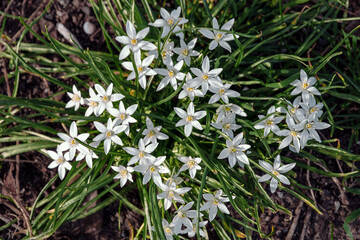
[258,155,296,193]
[65,85,84,111]
[173,38,200,66]
[142,117,169,145]
[76,141,99,168]
[93,118,126,155]
[254,106,284,137]
[134,156,170,187]
[157,181,191,210]
[47,148,72,180]
[155,60,185,91]
[199,18,238,52]
[218,132,251,167]
[211,114,241,139]
[121,51,157,89]
[290,69,321,105]
[186,218,208,238]
[190,56,223,94]
[149,7,188,39]
[178,73,204,101]
[111,165,134,187]
[108,101,138,126]
[115,20,157,60]
[174,102,206,137]
[94,83,124,115]
[148,41,174,64]
[208,83,240,104]
[85,87,100,117]
[178,156,201,178]
[171,201,197,234]
[216,103,247,123]
[58,121,89,159]
[200,189,231,221]
[123,138,158,165]
[275,114,303,153]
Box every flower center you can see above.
[202,74,209,81]
[265,119,274,126]
[102,95,109,102]
[137,66,143,73]
[231,147,237,153]
[90,101,97,107]
[305,122,312,129]
[187,160,195,169]
[213,198,219,205]
[148,130,155,137]
[164,227,172,234]
[139,152,145,158]
[167,18,174,26]
[131,38,137,45]
[168,70,175,77]
[161,50,167,59]
[106,130,112,138]
[72,94,80,102]
[181,48,188,56]
[187,87,194,92]
[224,123,231,130]
[272,170,279,176]
[57,157,64,164]
[215,33,223,40]
[186,116,193,122]
[119,113,126,120]
[302,82,310,89]
[225,106,232,112]
[70,139,77,146]
[291,108,296,114]
[168,191,174,198]
[310,107,317,113]
[218,88,225,95]
[149,166,156,173]
[290,130,298,137]
[119,169,127,178]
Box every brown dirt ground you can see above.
[1,1,360,239]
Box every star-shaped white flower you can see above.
[174,102,206,137]
[65,85,84,111]
[111,165,134,187]
[148,41,174,64]
[115,20,157,60]
[134,156,170,187]
[121,51,157,89]
[142,117,169,145]
[178,73,204,101]
[299,113,331,148]
[178,156,201,179]
[161,219,174,240]
[218,132,251,167]
[299,101,324,120]
[275,114,303,153]
[123,138,158,165]
[94,83,125,115]
[171,201,197,235]
[290,69,321,105]
[254,106,284,137]
[216,103,247,123]
[76,141,99,168]
[173,38,200,66]
[47,147,72,180]
[200,189,231,221]
[149,7,188,39]
[186,218,208,238]
[199,18,238,52]
[208,83,240,104]
[58,121,89,159]
[85,87,100,117]
[211,114,241,139]
[258,155,296,193]
[108,101,138,135]
[93,118,126,155]
[155,60,185,91]
[157,181,191,210]
[190,56,223,94]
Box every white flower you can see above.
[173,38,200,66]
[108,101,138,126]
[65,85,84,111]
[47,148,72,180]
[85,87,100,117]
[178,73,204,101]
[199,18,237,52]
[94,83,124,115]
[171,201,197,234]
[93,118,126,155]
[111,165,134,187]
[299,101,324,120]
[299,114,331,148]
[216,103,247,123]
[161,219,174,240]
[211,114,241,139]
[134,156,170,187]
[287,96,305,121]
[208,83,240,104]
[290,69,321,105]
[157,182,191,210]
[174,102,206,137]
[149,7,188,39]
[123,138,158,165]
[76,141,99,168]
[178,156,201,178]
[190,56,223,94]
[155,60,185,91]
[258,155,296,193]
[58,121,89,159]
[142,117,169,145]
[115,20,156,60]
[186,218,208,238]
[148,41,174,64]
[200,189,231,221]
[254,106,284,137]
[218,132,251,167]
[275,114,303,153]
[121,51,157,89]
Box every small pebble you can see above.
[83,22,96,35]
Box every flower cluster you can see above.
[46,5,333,239]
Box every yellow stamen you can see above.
[168,191,174,198]
[102,95,109,102]
[291,108,296,114]
[57,158,64,164]
[167,18,174,25]
[119,169,127,177]
[231,147,237,153]
[148,131,155,137]
[290,131,297,137]
[218,88,225,95]
[149,166,156,173]
[202,74,209,80]
[187,160,195,169]
[187,87,194,92]
[131,38,137,45]
[265,119,274,126]
[305,123,312,129]
[120,114,126,120]
[168,70,175,77]
[213,199,219,205]
[139,152,145,158]
[72,94,80,101]
[106,131,112,138]
[272,170,279,176]
[302,82,310,89]
[181,48,188,56]
[215,33,222,40]
[224,123,231,130]
[137,66,143,72]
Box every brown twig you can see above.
[285,200,304,240]
[299,207,312,240]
